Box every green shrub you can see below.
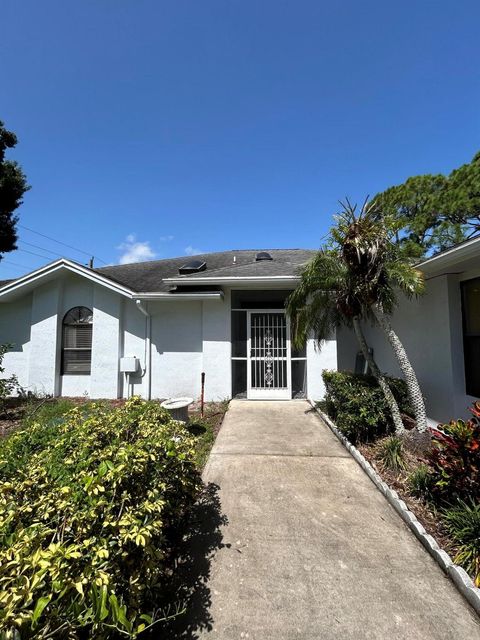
[377,436,407,472]
[407,464,433,498]
[443,501,480,587]
[321,370,412,444]
[428,401,480,503]
[22,397,78,427]
[0,397,200,638]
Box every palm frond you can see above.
[384,261,425,298]
[286,250,352,348]
[288,197,427,349]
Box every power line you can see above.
[0,264,26,274]
[18,240,66,259]
[17,245,93,266]
[18,224,108,265]
[1,259,32,269]
[16,247,72,261]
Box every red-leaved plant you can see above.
[428,401,480,503]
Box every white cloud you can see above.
[185,245,203,256]
[159,235,174,242]
[117,234,157,264]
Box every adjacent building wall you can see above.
[453,268,480,417]
[337,273,475,422]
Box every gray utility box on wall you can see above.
[120,357,139,373]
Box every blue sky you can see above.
[1,0,479,278]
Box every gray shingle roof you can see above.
[167,259,305,280]
[95,249,315,292]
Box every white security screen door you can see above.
[247,311,291,399]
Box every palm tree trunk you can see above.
[352,317,405,435]
[372,305,428,433]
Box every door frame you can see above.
[246,309,292,400]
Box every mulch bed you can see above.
[0,397,36,438]
[358,433,458,559]
[188,400,226,434]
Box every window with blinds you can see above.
[62,307,93,375]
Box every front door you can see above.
[247,311,291,399]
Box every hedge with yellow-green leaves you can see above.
[0,397,200,638]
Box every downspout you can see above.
[135,300,152,400]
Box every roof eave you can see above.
[418,236,480,274]
[133,291,224,301]
[163,275,300,286]
[0,261,227,302]
[0,259,135,301]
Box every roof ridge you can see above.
[95,249,316,271]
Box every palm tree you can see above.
[333,199,428,432]
[287,249,406,435]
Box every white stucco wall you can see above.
[150,300,203,399]
[307,334,337,401]
[61,375,90,397]
[0,294,32,390]
[90,286,122,398]
[124,299,204,401]
[121,297,228,401]
[28,281,62,396]
[202,290,231,401]
[336,324,360,375]
[122,299,148,398]
[61,275,93,312]
[337,274,476,423]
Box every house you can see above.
[338,236,480,422]
[1,240,478,419]
[0,250,337,402]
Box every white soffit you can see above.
[418,236,480,275]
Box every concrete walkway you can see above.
[199,400,480,639]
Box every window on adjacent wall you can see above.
[461,278,480,397]
[62,307,93,375]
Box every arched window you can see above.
[62,306,93,374]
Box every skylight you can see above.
[255,252,273,262]
[178,260,207,275]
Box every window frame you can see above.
[461,277,480,398]
[61,306,93,376]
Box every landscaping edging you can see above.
[310,402,480,617]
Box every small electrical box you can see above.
[120,357,139,373]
